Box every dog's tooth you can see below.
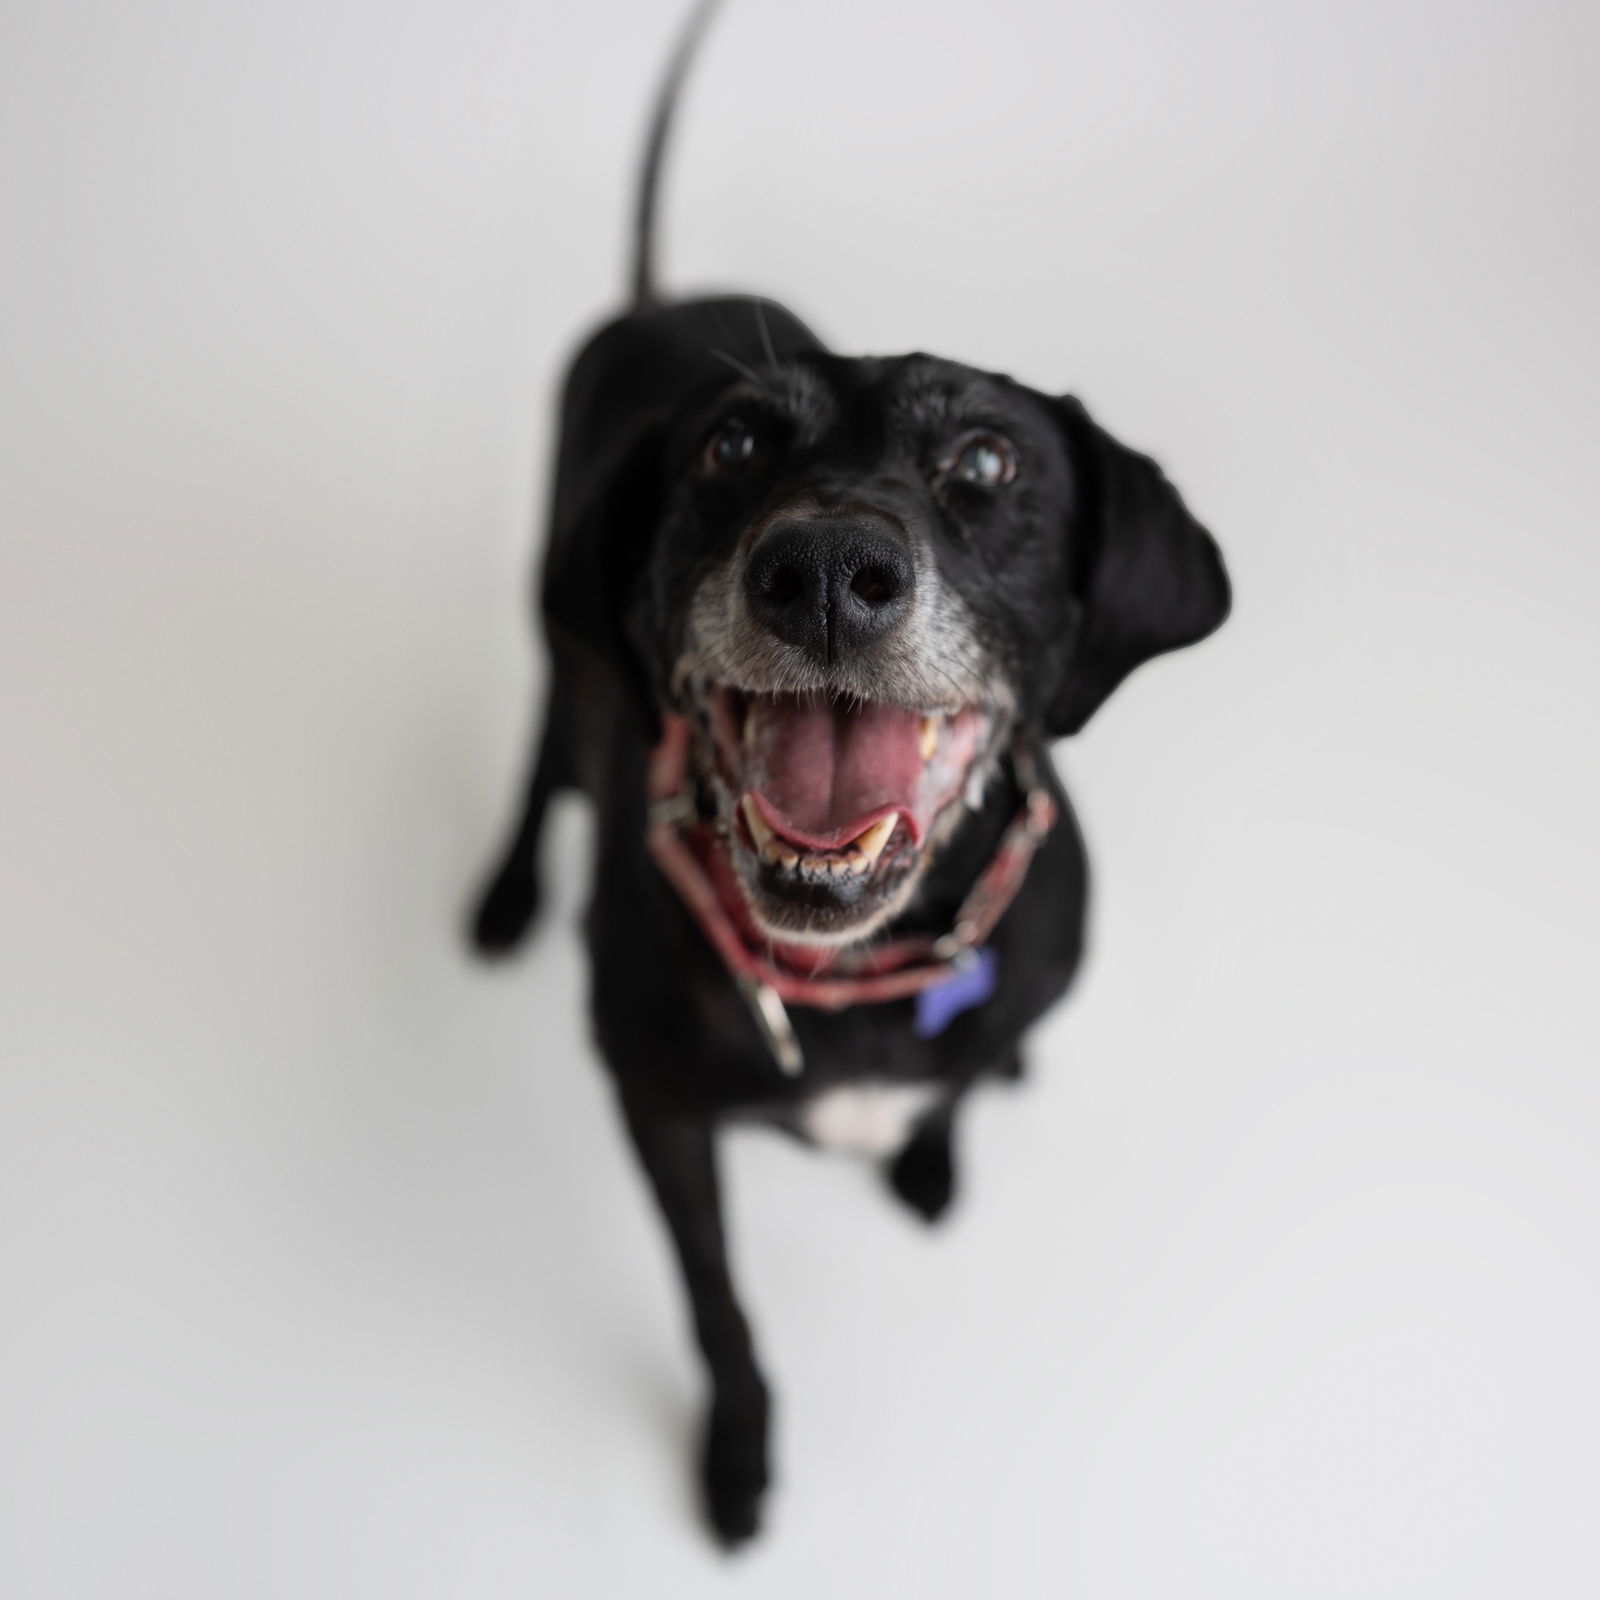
[743,796,786,863]
[846,853,869,876]
[742,795,774,853]
[780,850,799,870]
[853,814,898,866]
[829,856,851,878]
[918,713,939,762]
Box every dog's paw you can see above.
[887,1123,957,1224]
[701,1393,770,1548]
[468,867,540,958]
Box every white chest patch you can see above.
[798,1083,942,1157]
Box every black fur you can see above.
[471,5,1228,1547]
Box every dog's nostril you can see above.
[849,565,896,606]
[761,564,805,607]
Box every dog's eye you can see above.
[950,432,1018,488]
[703,420,760,475]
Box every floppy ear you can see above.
[1047,396,1231,736]
[540,421,669,733]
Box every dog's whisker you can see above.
[751,297,779,373]
[711,345,765,390]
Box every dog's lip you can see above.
[744,791,912,853]
[738,794,908,878]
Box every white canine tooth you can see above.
[847,853,869,876]
[918,713,939,762]
[741,795,776,859]
[853,814,898,866]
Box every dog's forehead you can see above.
[871,355,1015,429]
[761,353,1026,443]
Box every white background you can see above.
[4,0,1598,1594]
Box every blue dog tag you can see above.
[913,946,999,1039]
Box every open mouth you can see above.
[689,679,997,945]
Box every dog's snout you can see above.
[744,517,913,663]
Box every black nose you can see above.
[743,517,914,663]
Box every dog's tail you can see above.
[631,0,723,306]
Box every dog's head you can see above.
[550,350,1229,948]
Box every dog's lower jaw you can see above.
[725,814,927,949]
[723,772,992,951]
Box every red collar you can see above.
[645,714,1056,1072]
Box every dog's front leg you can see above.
[886,1092,960,1223]
[620,1092,771,1547]
[468,669,577,957]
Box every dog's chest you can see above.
[796,1082,941,1156]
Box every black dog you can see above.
[471,1,1229,1546]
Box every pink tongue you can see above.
[745,694,924,849]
